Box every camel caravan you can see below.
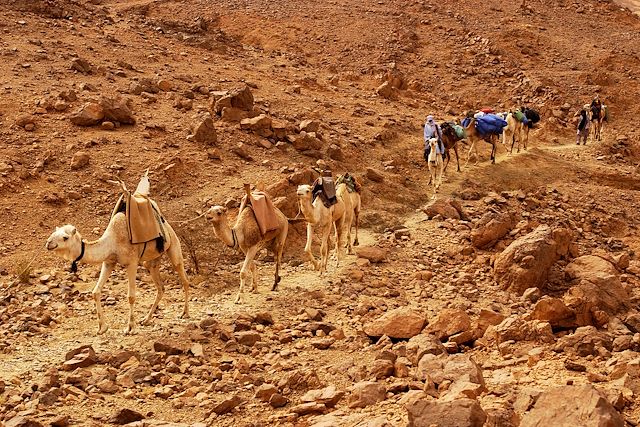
[46,170,362,334]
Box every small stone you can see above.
[269,393,288,408]
[101,121,115,130]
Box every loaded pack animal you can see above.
[519,107,540,149]
[206,184,288,303]
[335,173,362,252]
[588,102,607,142]
[440,121,465,172]
[462,114,507,165]
[297,173,349,274]
[45,173,190,335]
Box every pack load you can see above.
[513,110,526,123]
[312,176,337,208]
[479,107,495,114]
[453,124,466,139]
[603,105,609,121]
[335,172,361,193]
[475,114,508,136]
[523,108,540,128]
[239,184,280,236]
[111,172,167,254]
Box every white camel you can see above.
[206,189,288,304]
[45,206,190,335]
[336,173,362,253]
[296,183,347,274]
[426,138,444,198]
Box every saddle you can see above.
[312,177,337,208]
[111,174,167,251]
[239,186,280,236]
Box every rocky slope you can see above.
[1,0,640,426]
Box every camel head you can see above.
[206,206,227,223]
[46,224,82,260]
[296,185,313,201]
[428,138,438,157]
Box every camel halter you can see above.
[70,240,85,273]
[229,229,239,250]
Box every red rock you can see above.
[62,346,97,371]
[153,339,187,355]
[407,398,487,427]
[363,307,425,339]
[348,381,386,408]
[69,102,104,126]
[520,384,624,427]
[355,246,387,263]
[108,408,144,425]
[426,308,471,340]
[211,394,243,415]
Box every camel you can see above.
[336,173,362,253]
[503,112,525,154]
[296,182,348,274]
[45,197,190,335]
[589,103,607,142]
[426,138,444,198]
[206,185,288,304]
[440,122,463,172]
[463,118,500,165]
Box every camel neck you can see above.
[299,197,320,224]
[81,235,114,264]
[212,219,236,248]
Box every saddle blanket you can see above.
[112,193,164,244]
[312,177,338,208]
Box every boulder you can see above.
[471,212,515,249]
[99,96,136,124]
[153,339,187,355]
[300,119,321,133]
[365,168,384,182]
[563,255,628,326]
[555,326,613,357]
[62,346,97,371]
[70,151,90,170]
[426,308,471,340]
[301,385,344,408]
[69,102,104,126]
[211,394,243,415]
[240,114,272,135]
[528,297,576,329]
[520,384,624,427]
[406,334,447,365]
[406,398,487,427]
[494,225,572,294]
[5,417,44,427]
[348,381,386,408]
[492,315,555,344]
[291,132,323,151]
[355,246,387,263]
[254,384,278,402]
[376,81,395,100]
[187,114,217,145]
[108,408,144,425]
[422,198,466,220]
[363,307,426,339]
[214,85,254,113]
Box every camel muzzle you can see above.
[46,240,57,250]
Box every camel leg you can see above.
[141,258,164,325]
[465,142,474,166]
[304,223,320,271]
[236,245,259,303]
[353,206,360,247]
[167,239,190,319]
[250,261,258,293]
[92,262,115,335]
[319,224,331,274]
[272,229,286,291]
[454,144,461,172]
[124,263,138,335]
[334,217,346,267]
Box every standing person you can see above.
[423,115,445,162]
[590,95,602,122]
[576,109,589,145]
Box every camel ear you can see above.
[222,207,228,214]
[70,227,76,236]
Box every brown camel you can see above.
[206,185,288,303]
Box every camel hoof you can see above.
[96,325,109,335]
[179,311,190,319]
[123,326,136,336]
[353,240,359,246]
[141,317,152,326]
